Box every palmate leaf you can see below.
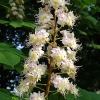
[77,30,87,35]
[65,89,100,100]
[0,51,20,68]
[0,91,23,100]
[0,20,9,25]
[86,43,100,49]
[86,16,98,25]
[0,20,37,29]
[0,43,27,58]
[0,43,26,70]
[48,92,65,100]
[83,0,97,5]
[10,21,37,29]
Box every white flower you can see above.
[23,64,30,74]
[55,10,78,26]
[24,59,37,70]
[61,59,74,70]
[51,47,67,61]
[51,74,62,88]
[10,2,16,7]
[29,46,44,62]
[33,64,47,80]
[70,84,79,97]
[11,7,16,11]
[60,30,71,37]
[55,9,67,25]
[58,78,70,94]
[50,0,70,8]
[38,7,53,25]
[25,73,36,84]
[67,47,76,61]
[29,29,49,46]
[13,88,20,97]
[17,79,30,95]
[51,74,70,95]
[25,63,47,82]
[47,45,52,55]
[61,60,77,79]
[60,30,78,50]
[66,11,78,27]
[30,91,45,100]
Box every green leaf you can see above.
[7,48,27,59]
[0,43,27,59]
[86,16,98,25]
[0,20,9,25]
[0,43,13,47]
[87,43,100,49]
[66,89,100,100]
[23,22,37,29]
[10,21,37,29]
[14,64,24,73]
[0,91,12,100]
[10,21,23,28]
[3,64,13,70]
[0,20,36,29]
[83,0,97,4]
[48,92,65,100]
[80,11,89,16]
[7,48,23,54]
[0,51,20,67]
[0,48,5,51]
[77,30,87,35]
[0,4,10,11]
[0,91,22,100]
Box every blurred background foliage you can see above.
[0,0,100,99]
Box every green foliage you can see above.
[0,20,37,29]
[10,21,37,29]
[66,89,100,100]
[48,92,65,100]
[48,89,100,100]
[0,51,20,67]
[77,30,87,35]
[0,43,26,70]
[0,91,23,100]
[87,43,100,49]
[86,16,98,25]
[83,0,97,5]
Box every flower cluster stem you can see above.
[45,57,53,98]
[45,13,57,99]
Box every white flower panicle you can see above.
[16,0,81,99]
[8,0,25,20]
